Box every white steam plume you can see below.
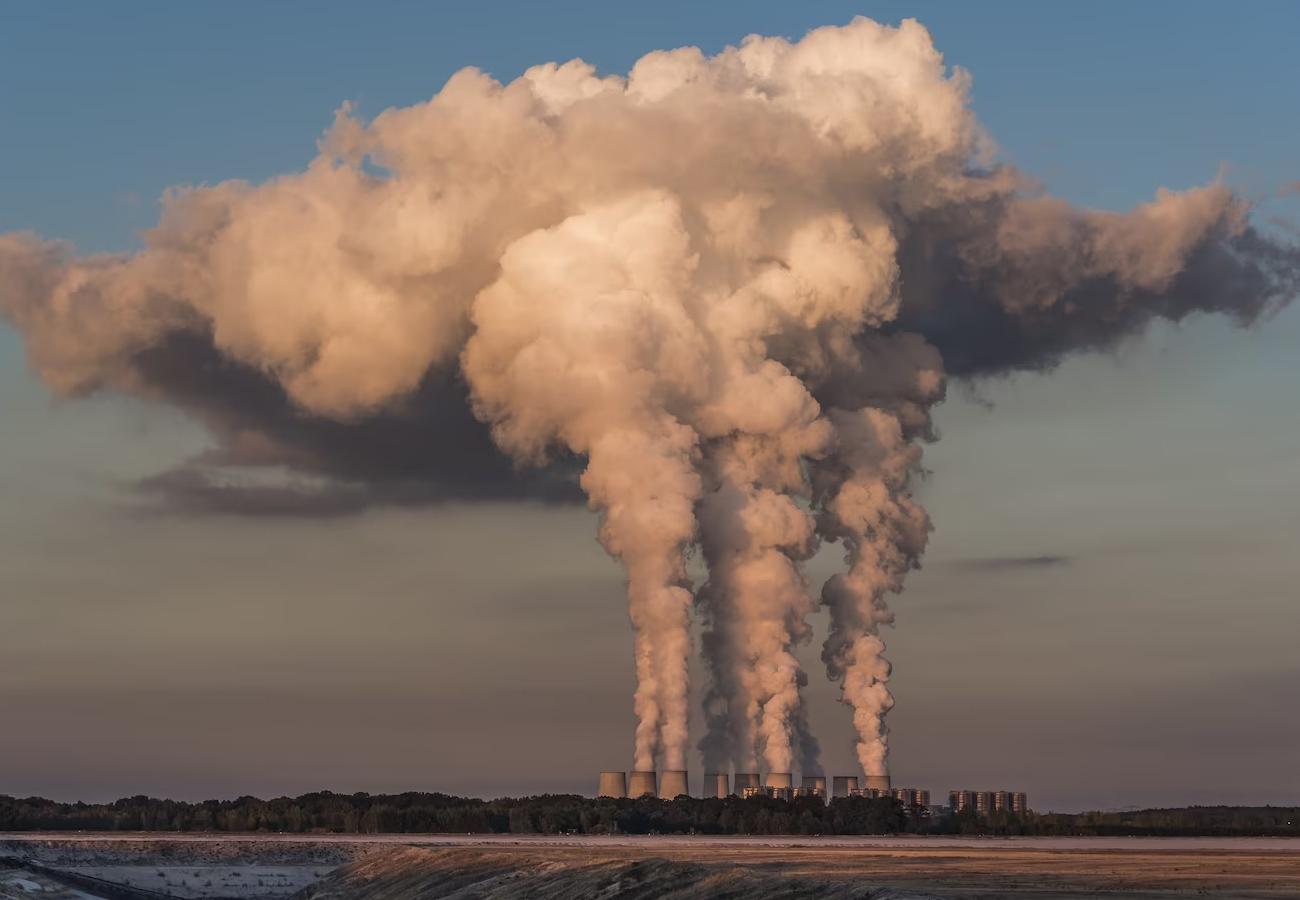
[1,17,1294,778]
[814,404,935,776]
[696,429,826,775]
[461,195,705,771]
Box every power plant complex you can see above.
[949,789,1029,815]
[596,770,1026,815]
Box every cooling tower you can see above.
[832,775,859,797]
[703,772,729,798]
[597,771,627,798]
[801,775,827,795]
[864,774,891,792]
[660,769,689,799]
[734,772,761,794]
[764,771,793,789]
[628,770,658,798]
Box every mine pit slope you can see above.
[297,843,1300,900]
[297,842,1300,900]
[0,840,350,900]
[6,837,1300,899]
[299,846,932,899]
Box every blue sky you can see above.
[4,1,1298,251]
[1,2,1297,811]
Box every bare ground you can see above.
[4,835,1300,899]
[298,841,1300,900]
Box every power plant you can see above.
[660,769,689,799]
[891,787,930,809]
[832,775,859,797]
[628,770,658,798]
[703,772,729,799]
[864,774,891,793]
[801,775,827,797]
[950,789,1028,814]
[598,769,1028,816]
[597,771,627,798]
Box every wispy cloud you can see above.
[942,554,1071,572]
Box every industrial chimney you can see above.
[597,771,627,798]
[801,775,827,796]
[703,772,729,799]
[734,772,761,795]
[660,769,689,799]
[764,772,793,789]
[832,775,859,797]
[864,774,891,793]
[628,770,658,798]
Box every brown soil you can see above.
[299,842,1300,899]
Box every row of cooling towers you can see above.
[597,770,894,799]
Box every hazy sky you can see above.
[2,1,1298,813]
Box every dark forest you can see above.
[2,793,1296,837]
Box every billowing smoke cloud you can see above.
[2,17,1295,778]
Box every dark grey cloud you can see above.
[113,201,1300,519]
[894,201,1300,378]
[941,554,1071,572]
[134,467,371,518]
[122,330,584,516]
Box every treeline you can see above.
[1023,805,1300,837]
[1,792,1296,837]
[0,792,906,835]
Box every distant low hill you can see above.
[1,792,1297,837]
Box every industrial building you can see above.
[628,770,658,798]
[660,769,689,799]
[801,775,827,798]
[832,775,858,797]
[949,788,1029,815]
[864,774,891,793]
[596,768,1025,816]
[890,787,930,809]
[703,772,729,799]
[597,771,627,798]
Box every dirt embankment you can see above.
[299,846,934,900]
[5,837,1300,899]
[295,842,1300,900]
